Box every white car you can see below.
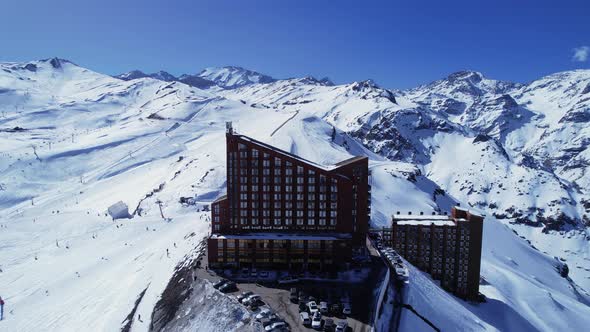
[255,308,273,321]
[243,294,261,305]
[300,311,311,325]
[311,312,322,329]
[265,321,286,331]
[335,320,348,332]
[307,301,319,314]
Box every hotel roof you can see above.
[392,214,456,226]
[235,134,367,172]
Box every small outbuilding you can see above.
[107,201,131,220]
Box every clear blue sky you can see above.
[1,0,588,88]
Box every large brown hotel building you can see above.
[383,207,484,300]
[207,123,370,271]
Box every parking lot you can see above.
[194,245,386,331]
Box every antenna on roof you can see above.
[226,121,233,134]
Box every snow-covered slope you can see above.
[0,59,589,331]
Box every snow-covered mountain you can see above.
[114,66,273,90]
[197,66,275,89]
[1,58,590,332]
[116,70,178,82]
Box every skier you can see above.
[0,296,4,321]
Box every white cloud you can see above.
[572,46,589,62]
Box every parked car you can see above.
[330,303,342,316]
[212,279,227,289]
[255,308,273,321]
[249,302,262,311]
[243,294,261,306]
[307,301,319,314]
[299,301,308,312]
[251,268,258,278]
[300,311,311,326]
[259,271,269,278]
[241,268,249,276]
[265,321,287,331]
[335,321,348,332]
[261,315,281,327]
[319,301,329,314]
[311,312,323,329]
[237,291,254,303]
[323,318,335,331]
[342,303,351,315]
[219,281,237,293]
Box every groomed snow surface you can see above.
[0,59,589,331]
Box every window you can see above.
[274,157,281,166]
[308,211,315,218]
[274,185,281,192]
[252,149,259,158]
[297,166,304,175]
[274,218,281,225]
[297,218,304,225]
[297,193,304,201]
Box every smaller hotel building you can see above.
[208,123,370,271]
[382,207,483,300]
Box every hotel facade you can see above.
[382,207,484,300]
[207,123,370,271]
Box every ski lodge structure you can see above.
[382,207,484,300]
[207,122,370,271]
